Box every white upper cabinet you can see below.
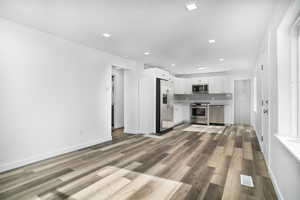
[184,79,193,94]
[209,77,221,93]
[174,78,183,94]
[209,76,231,93]
[174,78,194,94]
[222,77,231,93]
[195,78,209,84]
[174,78,191,94]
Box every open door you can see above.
[111,67,125,139]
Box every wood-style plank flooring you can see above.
[0,125,277,200]
[112,128,125,140]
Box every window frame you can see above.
[297,22,300,137]
[289,17,300,137]
[291,17,300,137]
[277,6,300,138]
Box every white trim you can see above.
[267,164,284,200]
[275,135,300,163]
[277,0,300,138]
[0,137,111,173]
[254,130,284,200]
[124,129,142,134]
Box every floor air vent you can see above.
[240,174,254,187]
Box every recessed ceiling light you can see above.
[171,64,176,67]
[208,39,216,44]
[197,67,207,70]
[144,52,150,55]
[102,33,111,38]
[219,58,225,62]
[186,3,197,11]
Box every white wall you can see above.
[0,18,136,172]
[112,68,124,129]
[139,72,156,134]
[254,0,300,199]
[174,104,190,124]
[123,64,144,134]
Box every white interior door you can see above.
[234,79,251,125]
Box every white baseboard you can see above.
[267,165,284,200]
[253,130,284,200]
[0,137,111,173]
[124,128,142,134]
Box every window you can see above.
[276,0,300,163]
[277,4,300,138]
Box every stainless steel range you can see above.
[190,103,209,125]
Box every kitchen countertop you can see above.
[174,100,232,106]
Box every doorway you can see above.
[234,79,251,125]
[111,66,125,139]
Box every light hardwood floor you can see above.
[112,128,125,140]
[0,125,277,200]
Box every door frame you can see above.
[112,75,115,129]
[259,32,272,165]
[233,79,251,125]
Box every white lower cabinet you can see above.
[174,104,190,124]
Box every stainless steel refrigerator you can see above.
[156,78,174,133]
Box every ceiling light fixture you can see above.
[144,52,150,55]
[171,64,176,67]
[186,3,197,11]
[208,39,216,44]
[219,58,225,62]
[197,67,207,70]
[102,33,111,38]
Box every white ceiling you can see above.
[0,0,276,74]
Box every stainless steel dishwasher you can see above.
[209,105,225,125]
